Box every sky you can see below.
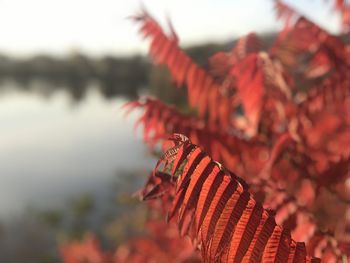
[0,0,341,57]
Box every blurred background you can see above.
[0,0,343,262]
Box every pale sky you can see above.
[0,0,341,57]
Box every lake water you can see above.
[0,82,153,219]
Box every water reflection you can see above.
[0,82,153,219]
[0,54,150,102]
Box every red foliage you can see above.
[60,222,201,263]
[60,234,113,263]
[114,220,201,263]
[141,134,320,262]
[131,10,233,129]
[61,1,350,262]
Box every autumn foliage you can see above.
[61,1,350,262]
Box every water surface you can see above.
[0,82,152,219]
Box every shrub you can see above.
[61,1,350,262]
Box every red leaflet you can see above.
[230,53,265,136]
[233,33,261,60]
[208,32,261,82]
[194,167,222,234]
[231,202,262,262]
[275,0,300,31]
[179,156,212,217]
